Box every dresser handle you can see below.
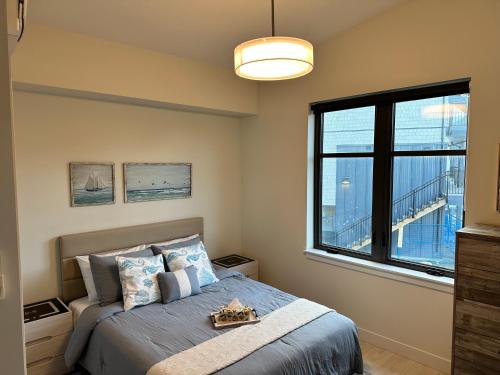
[26,336,53,347]
[27,356,54,368]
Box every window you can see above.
[312,79,470,277]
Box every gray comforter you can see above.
[65,270,363,375]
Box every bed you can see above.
[59,218,363,375]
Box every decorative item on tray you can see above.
[210,298,260,329]
[218,298,252,322]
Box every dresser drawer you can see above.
[235,261,258,278]
[26,332,71,365]
[456,266,500,307]
[212,259,258,278]
[26,354,71,375]
[455,328,500,361]
[25,311,72,343]
[454,357,499,375]
[457,238,500,273]
[455,300,500,339]
[455,345,500,373]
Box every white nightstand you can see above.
[212,254,259,280]
[24,298,73,375]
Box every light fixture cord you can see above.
[271,0,275,36]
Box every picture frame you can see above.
[123,163,192,203]
[69,162,116,207]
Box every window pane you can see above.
[323,106,375,153]
[390,155,465,270]
[394,94,469,151]
[321,157,373,253]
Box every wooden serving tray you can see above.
[210,309,260,329]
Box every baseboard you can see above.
[358,327,451,374]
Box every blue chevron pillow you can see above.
[160,242,218,287]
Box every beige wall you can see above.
[241,0,500,372]
[12,24,258,116]
[6,0,17,33]
[14,90,243,304]
[6,0,19,54]
[12,24,256,304]
[0,0,26,373]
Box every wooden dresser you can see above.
[453,225,500,374]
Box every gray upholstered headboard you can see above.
[59,217,203,303]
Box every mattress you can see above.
[69,296,98,324]
[65,270,363,375]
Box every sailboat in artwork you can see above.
[85,171,106,192]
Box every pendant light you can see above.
[234,0,314,81]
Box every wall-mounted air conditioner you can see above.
[7,0,27,55]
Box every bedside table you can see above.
[212,254,259,280]
[24,298,73,375]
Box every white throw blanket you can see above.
[147,298,332,375]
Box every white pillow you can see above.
[117,255,164,311]
[148,234,199,248]
[76,256,99,302]
[76,244,147,302]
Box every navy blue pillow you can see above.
[151,236,201,255]
[151,236,201,271]
[90,247,154,306]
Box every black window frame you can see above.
[312,78,470,278]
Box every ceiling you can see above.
[28,0,408,67]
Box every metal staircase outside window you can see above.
[332,171,462,250]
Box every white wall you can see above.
[14,90,243,304]
[12,24,258,116]
[241,0,500,372]
[0,0,26,373]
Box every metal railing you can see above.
[331,171,460,249]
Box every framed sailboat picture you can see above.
[123,163,192,203]
[69,163,115,207]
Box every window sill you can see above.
[304,249,454,294]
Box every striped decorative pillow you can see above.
[157,266,201,304]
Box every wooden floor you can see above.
[361,341,446,375]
